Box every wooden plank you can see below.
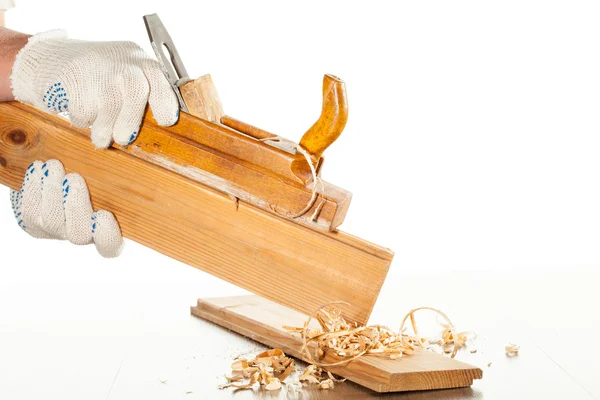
[191,295,484,393]
[0,102,393,325]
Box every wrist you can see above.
[9,30,68,106]
[0,27,30,101]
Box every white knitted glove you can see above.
[10,160,124,258]
[10,31,179,148]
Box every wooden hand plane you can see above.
[142,14,351,231]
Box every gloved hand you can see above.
[10,30,179,148]
[10,160,124,258]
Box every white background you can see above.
[1,1,600,399]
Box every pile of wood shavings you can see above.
[220,304,474,393]
[284,301,420,367]
[219,349,343,391]
[284,302,472,368]
[219,349,295,391]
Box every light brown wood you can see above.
[0,102,392,325]
[179,74,224,123]
[191,295,483,393]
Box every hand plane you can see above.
[140,14,351,231]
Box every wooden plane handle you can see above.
[179,74,225,123]
[299,74,348,160]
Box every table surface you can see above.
[0,262,598,400]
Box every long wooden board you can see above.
[191,295,483,393]
[0,102,392,325]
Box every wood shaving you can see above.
[220,349,295,391]
[318,379,335,390]
[290,301,417,368]
[265,378,282,391]
[298,365,340,389]
[400,307,466,358]
[221,304,472,393]
[505,343,520,357]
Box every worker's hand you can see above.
[10,31,179,148]
[10,160,124,258]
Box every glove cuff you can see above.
[10,30,68,107]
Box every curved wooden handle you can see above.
[299,74,348,159]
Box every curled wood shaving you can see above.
[505,343,520,357]
[294,301,417,368]
[400,307,461,358]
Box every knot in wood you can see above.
[0,156,6,168]
[7,130,27,145]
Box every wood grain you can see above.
[0,102,392,325]
[133,106,350,231]
[299,74,348,160]
[192,295,483,393]
[179,74,224,123]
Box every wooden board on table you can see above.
[0,102,392,325]
[191,295,483,393]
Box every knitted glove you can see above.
[10,160,124,258]
[10,31,179,148]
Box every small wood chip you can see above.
[505,343,520,357]
[265,378,282,391]
[318,379,335,390]
[231,359,249,371]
